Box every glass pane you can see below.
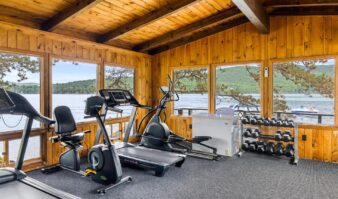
[52,59,97,123]
[0,52,41,132]
[105,65,134,117]
[9,136,41,164]
[273,59,335,124]
[216,64,261,113]
[173,68,208,116]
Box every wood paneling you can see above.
[152,16,338,162]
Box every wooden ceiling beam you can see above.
[148,16,249,55]
[232,0,269,34]
[96,0,200,43]
[41,0,104,31]
[133,8,242,52]
[264,0,338,8]
[270,6,338,16]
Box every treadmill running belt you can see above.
[118,146,184,165]
[0,181,56,199]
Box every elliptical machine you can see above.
[41,96,132,194]
[139,76,222,161]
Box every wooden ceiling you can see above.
[0,0,337,54]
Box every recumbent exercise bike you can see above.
[41,96,132,194]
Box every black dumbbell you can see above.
[250,116,258,125]
[257,117,264,125]
[276,119,283,126]
[265,142,275,155]
[263,118,270,126]
[285,144,295,157]
[287,119,295,127]
[282,119,289,127]
[243,128,252,138]
[257,142,267,153]
[270,118,277,126]
[251,129,260,138]
[248,141,257,152]
[282,131,293,142]
[242,140,250,151]
[241,116,250,124]
[275,143,284,156]
[274,130,283,141]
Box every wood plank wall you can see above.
[152,16,338,163]
[0,21,152,167]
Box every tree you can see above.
[0,53,39,90]
[105,67,134,91]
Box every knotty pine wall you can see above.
[152,16,338,162]
[0,21,152,167]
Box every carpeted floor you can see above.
[29,153,338,199]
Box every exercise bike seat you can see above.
[60,133,85,143]
[192,136,212,143]
[53,106,89,144]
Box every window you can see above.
[105,65,134,117]
[0,52,41,132]
[216,64,261,113]
[173,68,208,116]
[273,59,335,124]
[52,59,97,123]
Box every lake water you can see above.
[0,93,334,163]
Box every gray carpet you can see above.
[29,153,338,199]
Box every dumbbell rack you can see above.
[239,117,299,165]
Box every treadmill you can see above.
[96,89,186,177]
[0,88,80,199]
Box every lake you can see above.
[0,93,334,163]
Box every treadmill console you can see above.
[99,89,140,108]
[0,88,15,113]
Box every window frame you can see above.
[212,61,264,115]
[269,56,337,125]
[0,49,45,131]
[103,63,136,92]
[170,65,210,116]
[50,56,100,124]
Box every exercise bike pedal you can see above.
[83,168,97,176]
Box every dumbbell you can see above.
[275,143,284,156]
[265,142,275,155]
[287,119,295,127]
[248,141,257,152]
[274,130,283,141]
[270,118,277,126]
[251,129,260,138]
[243,128,252,138]
[276,119,283,126]
[285,144,295,157]
[250,116,258,125]
[241,116,250,124]
[241,140,250,151]
[256,117,264,125]
[282,131,293,142]
[263,118,271,126]
[256,142,267,153]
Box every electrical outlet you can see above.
[302,135,307,141]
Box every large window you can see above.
[273,59,335,124]
[216,64,261,113]
[173,68,208,116]
[52,59,97,123]
[105,65,134,117]
[0,52,41,132]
